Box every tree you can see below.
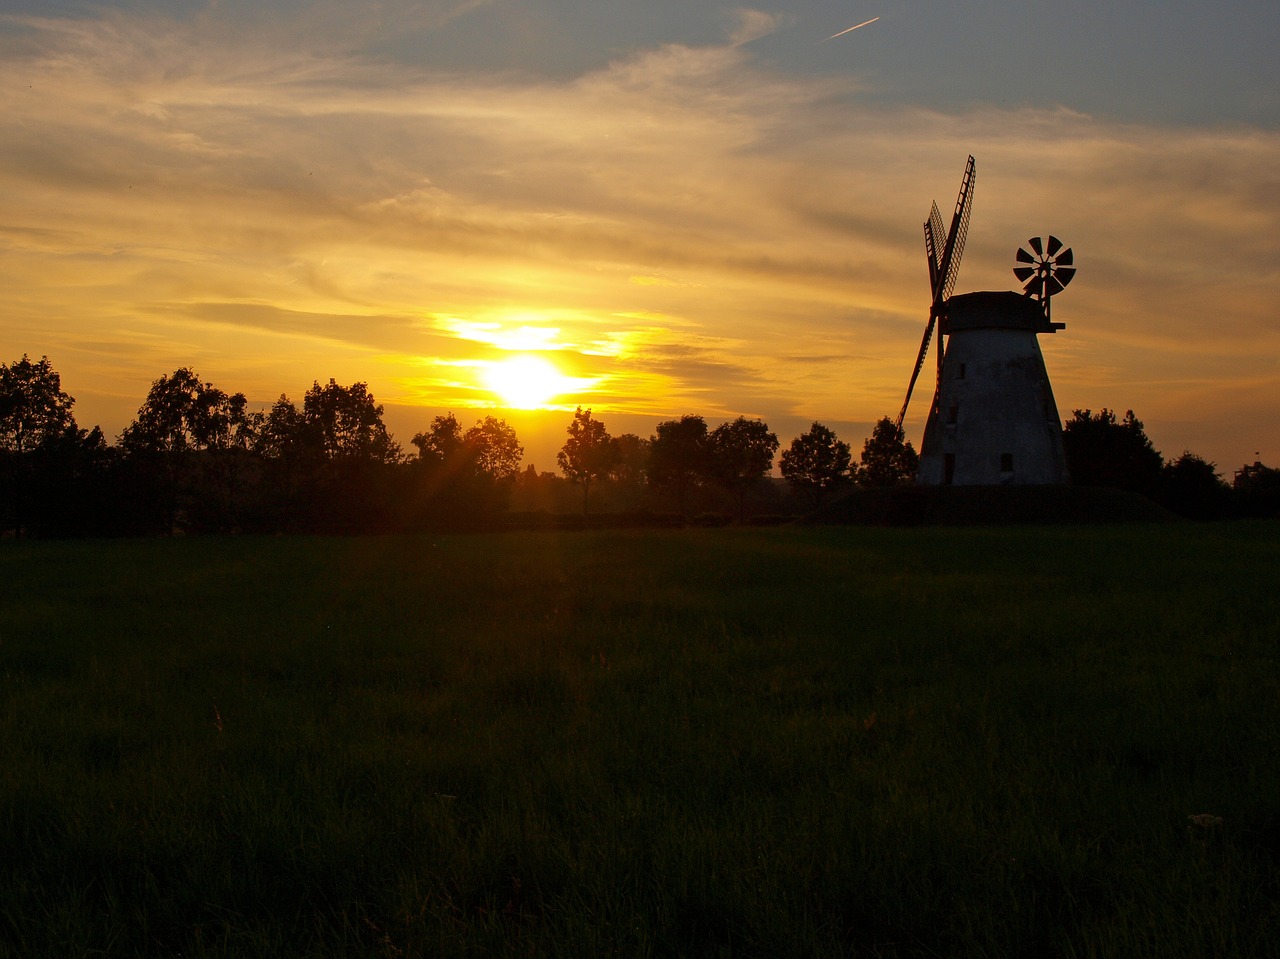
[27,424,121,537]
[464,416,524,482]
[1062,408,1162,495]
[224,392,262,452]
[1157,451,1229,519]
[0,354,77,455]
[0,355,79,535]
[301,379,401,464]
[120,368,218,454]
[557,407,617,515]
[404,413,524,527]
[120,369,266,532]
[857,417,919,487]
[120,367,255,455]
[609,433,651,509]
[411,413,465,468]
[256,395,311,461]
[119,369,218,531]
[708,416,778,523]
[648,414,709,516]
[510,463,576,514]
[780,422,853,509]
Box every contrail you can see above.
[825,16,880,41]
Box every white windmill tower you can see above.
[895,156,1075,486]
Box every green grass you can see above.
[1,524,1278,957]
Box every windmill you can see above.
[900,157,1075,486]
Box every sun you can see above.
[481,355,578,410]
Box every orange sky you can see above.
[2,3,1277,474]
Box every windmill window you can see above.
[947,404,959,424]
[957,363,966,380]
[1000,453,1014,473]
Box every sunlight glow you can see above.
[433,315,571,352]
[482,355,585,410]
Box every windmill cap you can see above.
[942,291,1064,334]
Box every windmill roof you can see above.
[943,291,1063,334]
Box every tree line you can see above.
[1061,408,1278,520]
[0,358,529,536]
[552,408,920,521]
[1,355,1275,536]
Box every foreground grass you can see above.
[1,523,1278,957]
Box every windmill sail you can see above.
[925,202,945,292]
[897,314,937,432]
[896,155,976,432]
[938,157,974,303]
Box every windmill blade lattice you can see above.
[1014,236,1075,300]
[940,159,975,302]
[896,156,976,432]
[924,202,945,292]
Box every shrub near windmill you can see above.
[897,156,1076,486]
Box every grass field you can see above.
[2,523,1278,957]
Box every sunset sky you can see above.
[3,0,1277,473]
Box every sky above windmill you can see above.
[2,0,1278,471]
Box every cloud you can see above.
[729,9,782,46]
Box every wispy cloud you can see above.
[730,9,782,46]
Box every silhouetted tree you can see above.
[648,414,709,516]
[509,464,576,515]
[118,369,268,532]
[26,424,120,536]
[193,391,262,530]
[294,380,402,531]
[403,413,471,529]
[403,413,523,528]
[1157,451,1230,519]
[1062,408,1163,495]
[465,416,523,482]
[609,433,651,510]
[708,416,778,523]
[119,369,227,531]
[780,422,853,509]
[0,355,77,455]
[237,381,400,531]
[223,393,262,451]
[557,407,617,515]
[302,379,401,464]
[246,394,314,528]
[120,368,228,455]
[0,355,79,535]
[256,394,311,462]
[411,413,465,468]
[857,417,918,487]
